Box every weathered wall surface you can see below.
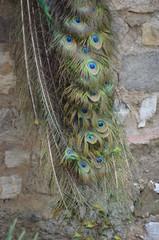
[0,0,159,239]
[111,1,159,239]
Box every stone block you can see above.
[124,12,151,27]
[114,102,130,124]
[0,108,13,133]
[111,0,159,13]
[135,188,159,217]
[142,21,159,46]
[0,175,22,199]
[0,18,10,42]
[119,50,159,92]
[154,183,159,194]
[112,17,129,41]
[127,126,159,144]
[138,95,158,128]
[145,222,159,240]
[5,148,30,168]
[0,44,16,94]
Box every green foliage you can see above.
[6,219,38,240]
[125,215,132,222]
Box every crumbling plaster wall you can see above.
[111,1,159,239]
[0,0,159,239]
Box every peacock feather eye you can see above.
[87,134,94,140]
[46,2,51,7]
[89,5,99,18]
[82,47,90,54]
[105,79,109,85]
[90,35,102,50]
[96,157,103,163]
[64,148,78,160]
[75,17,81,24]
[77,160,90,174]
[97,120,108,133]
[104,143,108,149]
[75,113,78,122]
[92,35,99,43]
[89,90,96,95]
[94,156,104,170]
[103,144,110,156]
[86,133,97,144]
[81,161,86,168]
[67,149,73,155]
[72,17,85,30]
[87,61,99,75]
[87,90,100,102]
[66,36,72,43]
[92,7,96,12]
[105,79,114,93]
[98,121,104,127]
[62,35,76,51]
[88,62,96,69]
[81,108,88,114]
[81,107,91,118]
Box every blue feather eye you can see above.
[89,90,96,95]
[96,157,103,163]
[85,132,97,144]
[87,61,99,75]
[82,47,90,54]
[72,17,84,30]
[81,162,86,168]
[62,35,76,52]
[88,90,100,102]
[105,79,114,93]
[90,35,102,49]
[87,134,94,140]
[105,80,109,85]
[75,17,81,24]
[92,7,96,12]
[46,2,50,7]
[104,144,108,149]
[78,160,90,174]
[67,150,73,155]
[81,108,88,114]
[92,35,99,43]
[88,62,96,70]
[81,108,90,119]
[74,113,78,122]
[89,4,98,18]
[66,36,72,43]
[97,120,108,134]
[98,121,104,127]
[64,148,78,161]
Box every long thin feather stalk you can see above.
[47,131,67,209]
[20,0,38,120]
[26,0,66,145]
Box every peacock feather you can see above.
[13,0,134,237]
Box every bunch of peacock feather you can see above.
[14,0,133,230]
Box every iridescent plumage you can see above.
[16,0,133,228]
